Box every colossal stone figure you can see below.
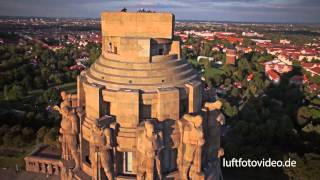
[178,114,205,180]
[137,120,164,180]
[203,100,225,180]
[205,147,224,180]
[54,91,76,160]
[90,121,114,180]
[60,91,72,109]
[59,106,80,171]
[204,100,225,160]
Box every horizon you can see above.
[1,14,320,25]
[0,0,320,24]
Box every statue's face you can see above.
[61,91,67,100]
[145,122,155,136]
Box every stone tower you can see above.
[25,11,225,180]
[78,11,204,178]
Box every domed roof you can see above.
[85,54,199,92]
[84,12,200,92]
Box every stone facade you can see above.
[25,11,225,180]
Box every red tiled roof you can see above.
[303,75,309,82]
[301,62,318,68]
[311,67,320,75]
[247,73,254,81]
[267,70,280,81]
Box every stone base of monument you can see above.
[191,172,205,180]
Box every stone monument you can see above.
[25,10,226,180]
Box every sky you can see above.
[0,0,319,23]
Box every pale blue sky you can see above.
[0,0,319,23]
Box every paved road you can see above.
[0,169,59,180]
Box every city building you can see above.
[25,11,225,180]
[226,49,237,65]
[266,69,280,84]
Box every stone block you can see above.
[186,81,203,114]
[83,82,105,120]
[157,87,179,121]
[101,12,174,39]
[115,89,140,127]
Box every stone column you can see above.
[53,164,60,175]
[35,162,40,172]
[41,163,46,173]
[185,81,203,114]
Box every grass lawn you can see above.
[0,156,25,169]
[0,145,36,169]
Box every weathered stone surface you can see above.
[90,120,114,180]
[177,114,205,180]
[101,12,174,39]
[136,120,164,180]
[58,97,80,172]
[25,11,225,180]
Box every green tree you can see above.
[36,126,48,144]
[43,87,61,105]
[297,106,311,126]
[221,99,238,118]
[4,84,25,100]
[43,128,59,147]
[22,127,35,143]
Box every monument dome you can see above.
[85,12,200,92]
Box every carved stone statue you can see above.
[90,121,114,180]
[178,114,205,180]
[137,120,164,180]
[59,106,80,171]
[203,100,225,180]
[61,167,75,180]
[204,100,225,161]
[204,147,224,180]
[204,100,222,112]
[60,91,72,109]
